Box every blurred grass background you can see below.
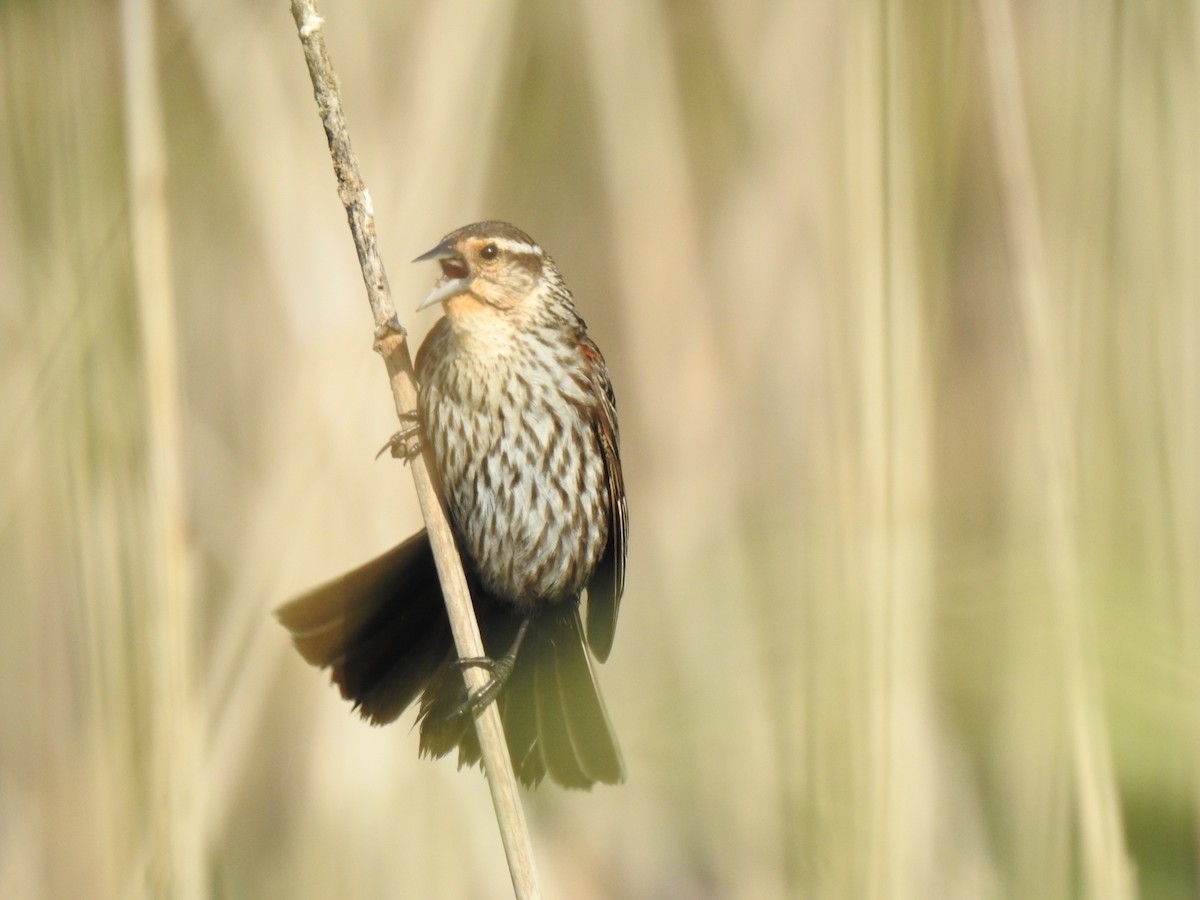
[1,0,1198,897]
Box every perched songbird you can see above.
[277,221,627,788]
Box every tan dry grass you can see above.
[1,0,1197,897]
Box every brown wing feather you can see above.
[580,336,626,662]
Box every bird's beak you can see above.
[412,238,455,264]
[414,238,469,310]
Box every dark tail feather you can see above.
[275,531,453,724]
[419,605,624,789]
[547,609,625,785]
[279,539,623,789]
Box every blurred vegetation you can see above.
[2,0,1198,897]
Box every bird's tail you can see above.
[276,531,624,789]
[276,530,454,725]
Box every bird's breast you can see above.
[417,331,610,607]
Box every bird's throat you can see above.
[443,293,519,359]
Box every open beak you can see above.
[414,239,469,310]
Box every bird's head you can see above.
[414,221,559,328]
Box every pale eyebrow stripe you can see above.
[490,237,543,257]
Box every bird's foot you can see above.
[376,411,421,463]
[447,654,516,718]
[448,619,531,718]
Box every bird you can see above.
[276,221,627,789]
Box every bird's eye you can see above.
[480,243,499,261]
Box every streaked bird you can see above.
[277,221,627,788]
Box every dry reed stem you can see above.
[976,0,1135,896]
[287,3,541,898]
[867,3,937,897]
[117,0,206,895]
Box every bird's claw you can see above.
[448,655,516,718]
[376,412,421,462]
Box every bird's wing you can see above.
[580,336,626,663]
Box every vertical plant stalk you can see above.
[862,2,897,894]
[118,0,205,896]
[866,1,936,896]
[975,0,1135,896]
[287,4,541,898]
